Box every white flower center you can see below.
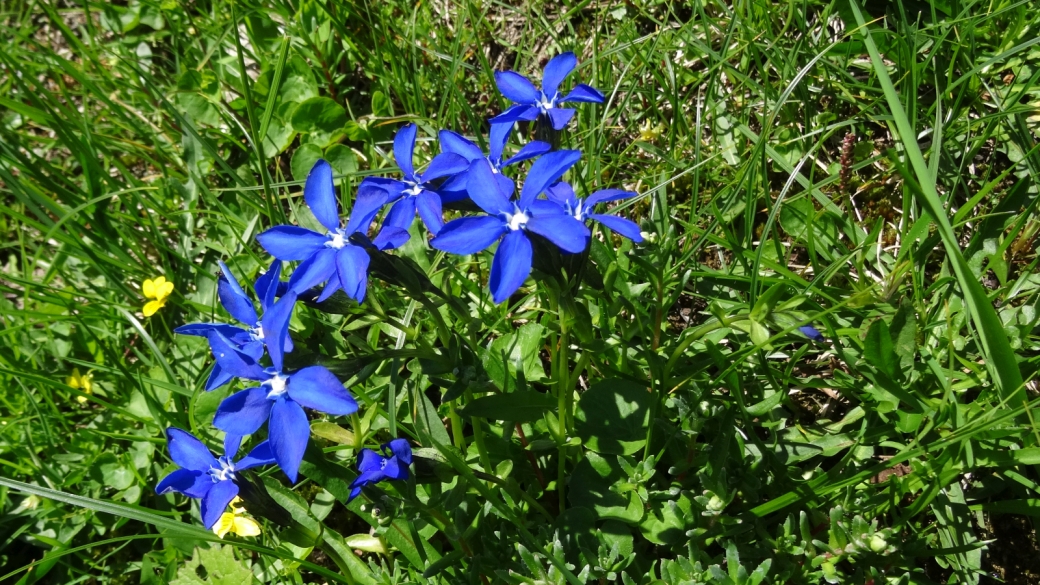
[572,201,584,221]
[209,457,236,482]
[264,373,289,399]
[505,210,529,231]
[538,92,555,111]
[404,182,423,197]
[326,231,347,249]
[252,325,264,340]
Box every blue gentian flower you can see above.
[438,124,551,202]
[155,428,275,529]
[348,438,412,501]
[257,159,398,304]
[489,52,605,130]
[799,325,825,341]
[208,292,359,482]
[431,151,590,303]
[545,182,643,243]
[359,124,468,236]
[175,260,292,391]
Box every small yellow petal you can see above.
[213,513,235,538]
[142,279,156,299]
[143,299,165,317]
[76,395,88,404]
[157,280,174,300]
[81,376,92,394]
[231,517,261,537]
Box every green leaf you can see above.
[290,97,347,148]
[311,421,355,445]
[483,323,547,386]
[750,283,786,322]
[568,452,645,523]
[371,90,394,117]
[291,143,324,184]
[169,546,252,585]
[93,453,134,491]
[864,319,898,380]
[574,379,651,455]
[639,493,692,545]
[459,391,556,422]
[325,144,358,177]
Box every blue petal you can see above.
[547,108,576,130]
[257,226,328,261]
[494,71,540,103]
[386,438,412,465]
[201,479,239,529]
[544,182,578,208]
[502,140,551,167]
[236,441,277,470]
[381,456,405,481]
[344,184,389,236]
[439,171,469,195]
[416,190,444,235]
[205,364,234,392]
[799,325,825,341]
[356,449,385,473]
[542,52,577,99]
[561,83,605,104]
[421,152,469,182]
[496,174,517,199]
[347,469,386,501]
[393,124,417,180]
[525,213,591,254]
[489,230,532,304]
[213,387,273,436]
[223,434,242,459]
[287,248,338,294]
[175,323,241,339]
[155,468,212,498]
[269,398,310,483]
[431,216,506,255]
[165,428,218,473]
[383,196,417,233]
[528,198,569,217]
[466,159,513,215]
[241,340,265,361]
[439,130,483,161]
[488,123,512,162]
[372,226,410,251]
[217,262,258,327]
[206,331,265,380]
[359,176,407,203]
[519,150,581,208]
[348,486,363,501]
[304,159,342,232]
[336,246,370,302]
[489,104,540,125]
[585,189,637,207]
[287,366,359,415]
[259,291,297,372]
[590,213,643,242]
[254,259,282,312]
[316,279,342,303]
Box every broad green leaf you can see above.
[291,143,324,184]
[458,391,556,422]
[169,546,252,585]
[291,97,347,148]
[568,452,644,523]
[574,379,650,455]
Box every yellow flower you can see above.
[213,497,261,538]
[67,368,93,404]
[142,275,174,317]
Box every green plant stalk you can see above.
[556,299,570,512]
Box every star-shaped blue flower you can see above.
[489,52,605,130]
[359,124,469,237]
[437,124,550,203]
[348,438,412,501]
[257,159,400,304]
[545,182,643,243]
[431,151,590,303]
[175,259,292,391]
[155,428,275,529]
[207,292,359,482]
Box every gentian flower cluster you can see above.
[158,52,640,530]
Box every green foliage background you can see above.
[3,0,1040,583]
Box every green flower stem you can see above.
[465,387,493,474]
[555,299,570,512]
